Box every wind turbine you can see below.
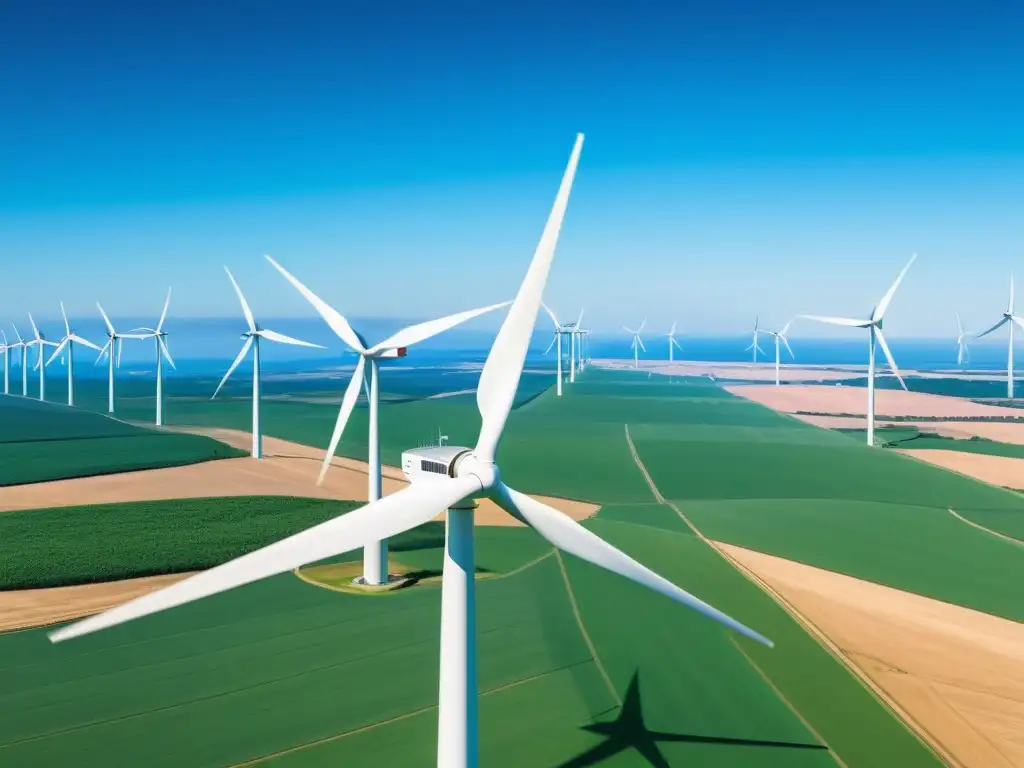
[212,267,323,459]
[0,331,9,395]
[27,313,58,402]
[745,317,765,362]
[45,303,103,407]
[568,309,583,382]
[130,289,175,426]
[665,321,683,362]
[10,325,27,396]
[975,275,1024,398]
[49,134,772,768]
[542,304,578,394]
[761,319,795,387]
[802,254,916,446]
[95,304,148,414]
[956,313,971,366]
[623,320,646,368]
[265,254,510,587]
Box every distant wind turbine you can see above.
[665,321,683,362]
[129,289,175,425]
[96,303,149,414]
[975,275,1024,398]
[46,303,103,407]
[761,319,795,387]
[266,253,509,586]
[541,303,570,396]
[623,319,646,368]
[27,313,59,402]
[802,254,916,446]
[955,313,971,366]
[212,267,323,458]
[10,325,27,396]
[0,331,10,395]
[745,316,765,362]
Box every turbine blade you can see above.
[672,337,684,352]
[874,329,906,391]
[368,301,510,355]
[576,308,584,328]
[158,337,176,369]
[475,134,583,462]
[975,316,1009,339]
[636,336,646,352]
[669,320,676,336]
[956,312,963,337]
[622,326,636,334]
[258,329,323,348]
[495,484,772,647]
[96,340,111,365]
[1010,274,1015,315]
[781,336,795,359]
[1012,315,1024,334]
[46,339,68,367]
[224,267,257,332]
[318,356,366,485]
[800,314,872,328]
[264,255,366,353]
[70,334,103,352]
[156,288,171,332]
[543,334,557,355]
[638,317,646,333]
[60,301,70,335]
[873,253,917,321]
[212,337,254,399]
[541,301,561,330]
[12,324,23,343]
[27,312,40,340]
[50,476,481,643]
[97,302,116,336]
[116,339,123,368]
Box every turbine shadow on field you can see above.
[558,672,828,767]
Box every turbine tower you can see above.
[27,313,58,402]
[130,289,175,425]
[212,267,323,459]
[46,303,102,407]
[0,331,10,395]
[10,325,27,396]
[96,303,148,414]
[802,254,916,446]
[541,304,568,396]
[623,320,646,368]
[266,254,509,587]
[745,316,765,362]
[49,134,773,768]
[956,313,971,366]
[761,319,795,387]
[568,309,583,383]
[975,275,1024,398]
[665,321,683,362]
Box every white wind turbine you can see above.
[50,134,772,768]
[0,331,10,395]
[975,275,1024,399]
[955,313,971,366]
[10,325,27,396]
[129,289,175,426]
[95,304,149,414]
[761,319,795,387]
[45,303,103,407]
[265,255,510,587]
[27,313,59,402]
[802,254,916,446]
[745,316,765,362]
[665,321,683,362]
[623,319,646,368]
[212,267,323,459]
[541,304,567,396]
[568,309,583,383]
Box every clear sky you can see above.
[1,1,1022,339]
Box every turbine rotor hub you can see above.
[454,453,499,491]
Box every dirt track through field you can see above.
[0,426,598,527]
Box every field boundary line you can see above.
[622,424,958,768]
[553,550,622,708]
[948,508,1024,547]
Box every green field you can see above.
[0,394,245,485]
[840,424,1024,458]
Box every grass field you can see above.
[840,424,1024,458]
[0,395,245,486]
[0,368,974,766]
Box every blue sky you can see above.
[1,1,1023,339]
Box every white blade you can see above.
[225,267,257,332]
[872,253,916,322]
[780,318,795,337]
[541,302,560,329]
[318,355,367,485]
[956,312,963,337]
[543,334,557,355]
[957,342,964,366]
[1010,274,1016,315]
[475,134,583,462]
[975,316,1009,339]
[116,339,124,368]
[800,314,872,328]
[496,485,772,647]
[258,329,323,348]
[46,338,69,367]
[12,324,23,344]
[60,301,70,335]
[50,476,481,643]
[671,337,684,352]
[576,308,584,328]
[622,326,636,334]
[637,317,646,333]
[636,336,646,352]
[874,328,906,391]
[781,336,795,359]
[156,288,172,333]
[97,302,116,336]
[265,255,366,353]
[368,301,510,355]
[1012,315,1024,334]
[27,312,40,340]
[158,337,176,369]
[70,334,103,352]
[212,336,255,399]
[669,320,676,336]
[96,340,111,365]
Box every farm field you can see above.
[0,368,991,766]
[0,395,244,485]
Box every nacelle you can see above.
[401,445,472,484]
